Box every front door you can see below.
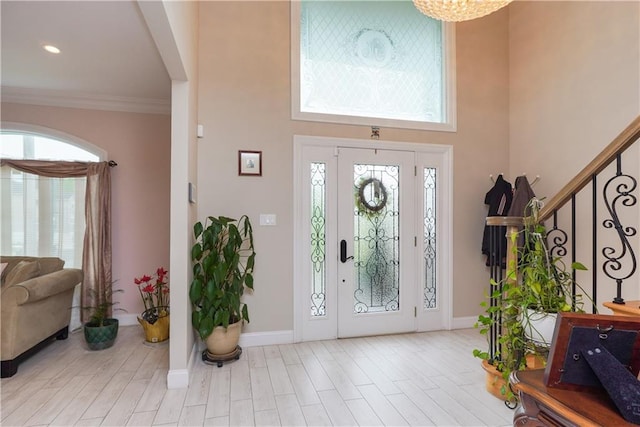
[337,148,416,337]
[295,135,452,342]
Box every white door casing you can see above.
[293,135,453,342]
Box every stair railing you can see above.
[538,115,640,306]
[484,115,640,362]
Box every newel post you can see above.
[485,216,524,362]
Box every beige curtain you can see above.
[0,159,112,320]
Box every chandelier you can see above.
[413,0,513,22]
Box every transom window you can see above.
[1,133,100,162]
[291,0,456,131]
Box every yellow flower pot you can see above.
[138,308,169,343]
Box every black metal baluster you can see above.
[602,153,637,304]
[571,194,577,307]
[592,174,598,313]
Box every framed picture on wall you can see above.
[238,150,262,176]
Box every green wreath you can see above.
[356,177,388,214]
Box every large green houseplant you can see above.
[474,198,590,404]
[189,215,255,357]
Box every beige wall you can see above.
[1,102,171,316]
[197,1,510,331]
[509,1,640,304]
[509,1,640,199]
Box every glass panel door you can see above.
[337,147,416,337]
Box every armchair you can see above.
[1,256,83,377]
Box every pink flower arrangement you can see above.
[135,267,169,314]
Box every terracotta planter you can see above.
[481,359,509,400]
[205,320,242,356]
[138,309,170,343]
[482,356,547,402]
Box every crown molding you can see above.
[1,86,170,115]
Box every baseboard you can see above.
[189,340,200,370]
[238,330,294,347]
[167,369,189,389]
[115,313,139,327]
[452,316,478,329]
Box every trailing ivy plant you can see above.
[473,198,590,405]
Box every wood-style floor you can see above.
[1,326,513,426]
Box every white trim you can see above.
[293,135,454,342]
[167,369,189,389]
[115,313,139,327]
[166,341,199,389]
[443,23,457,132]
[0,122,107,160]
[239,330,294,347]
[189,330,294,353]
[290,2,457,132]
[1,86,170,115]
[294,135,453,154]
[452,316,478,330]
[293,143,304,343]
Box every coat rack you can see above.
[489,173,540,186]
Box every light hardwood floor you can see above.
[1,326,514,426]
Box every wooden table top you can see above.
[603,300,640,316]
[511,369,635,426]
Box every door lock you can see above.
[340,239,354,263]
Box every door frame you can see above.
[293,135,453,342]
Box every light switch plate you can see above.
[259,214,276,226]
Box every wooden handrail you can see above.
[539,115,640,222]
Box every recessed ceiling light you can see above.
[43,45,61,54]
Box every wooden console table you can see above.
[603,300,640,317]
[510,369,635,426]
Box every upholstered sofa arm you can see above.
[2,269,83,306]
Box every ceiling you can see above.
[1,1,171,114]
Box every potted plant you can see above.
[474,198,590,404]
[189,215,255,359]
[81,285,125,350]
[135,267,170,343]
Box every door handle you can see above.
[340,239,354,263]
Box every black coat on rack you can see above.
[482,174,513,266]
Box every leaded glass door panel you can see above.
[337,148,417,337]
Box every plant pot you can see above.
[205,320,242,356]
[84,318,119,350]
[481,359,509,400]
[523,309,557,347]
[138,308,170,343]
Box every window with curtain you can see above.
[0,132,100,267]
[1,131,104,330]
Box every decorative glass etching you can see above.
[300,1,444,123]
[353,164,400,313]
[310,162,326,317]
[424,167,437,309]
